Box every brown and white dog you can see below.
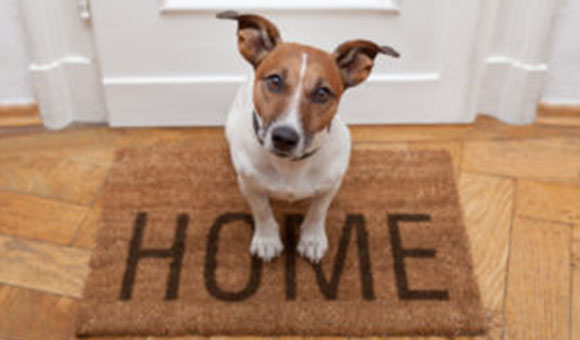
[219,11,399,263]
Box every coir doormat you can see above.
[76,142,486,337]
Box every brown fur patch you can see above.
[333,40,399,88]
[253,43,344,135]
[218,11,282,67]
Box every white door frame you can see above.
[19,0,106,129]
[473,0,561,124]
[19,0,561,128]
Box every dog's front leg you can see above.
[298,184,340,263]
[239,178,283,261]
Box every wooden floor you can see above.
[0,116,578,340]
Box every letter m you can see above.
[285,214,375,300]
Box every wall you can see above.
[0,0,34,105]
[542,0,580,105]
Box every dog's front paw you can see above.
[250,233,284,262]
[297,231,328,263]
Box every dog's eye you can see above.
[265,74,284,93]
[312,87,332,104]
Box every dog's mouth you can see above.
[269,146,321,162]
[270,148,293,158]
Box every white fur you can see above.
[264,53,309,156]
[225,72,351,263]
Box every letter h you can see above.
[119,212,188,300]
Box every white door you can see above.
[88,0,483,126]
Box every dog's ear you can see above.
[217,11,282,68]
[333,40,399,88]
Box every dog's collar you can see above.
[252,110,328,162]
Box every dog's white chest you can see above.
[254,165,335,202]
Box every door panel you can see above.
[89,0,481,126]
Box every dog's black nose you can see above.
[272,126,299,152]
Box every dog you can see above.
[218,11,399,263]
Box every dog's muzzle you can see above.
[252,110,323,161]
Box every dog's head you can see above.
[218,11,399,160]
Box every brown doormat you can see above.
[76,141,486,338]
